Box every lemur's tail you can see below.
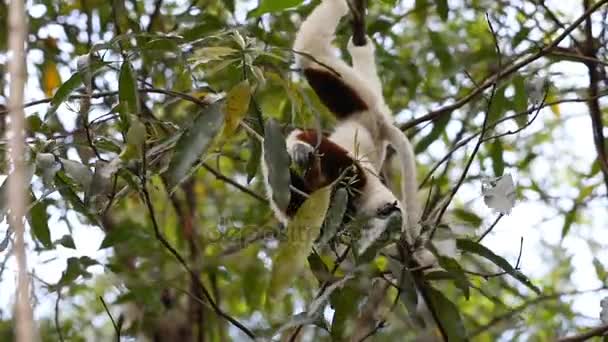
[385,123,421,240]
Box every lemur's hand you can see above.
[290,142,316,172]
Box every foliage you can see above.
[0,0,607,341]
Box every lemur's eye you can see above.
[376,201,399,218]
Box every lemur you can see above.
[263,0,421,243]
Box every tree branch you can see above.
[400,0,608,131]
[558,323,608,342]
[7,0,36,340]
[139,138,255,339]
[582,0,608,195]
[348,0,368,46]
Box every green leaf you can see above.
[490,139,505,177]
[249,0,303,17]
[488,87,507,124]
[307,252,332,284]
[262,119,291,213]
[388,259,420,322]
[457,239,540,294]
[593,258,607,281]
[452,208,482,228]
[60,257,83,285]
[425,286,467,341]
[330,280,362,340]
[119,61,139,127]
[98,221,143,249]
[246,135,262,183]
[120,117,147,161]
[46,72,83,117]
[222,80,251,138]
[428,30,452,72]
[57,234,76,249]
[561,208,577,238]
[512,26,531,48]
[165,101,225,188]
[435,0,449,21]
[415,113,450,153]
[29,201,52,249]
[438,256,470,299]
[268,186,331,302]
[318,188,348,246]
[54,173,97,224]
[45,60,106,117]
[59,158,93,190]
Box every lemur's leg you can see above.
[347,37,383,100]
[293,0,350,67]
[294,0,380,118]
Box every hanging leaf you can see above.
[46,72,83,117]
[57,234,76,249]
[42,61,61,97]
[318,188,348,247]
[435,0,449,21]
[268,186,331,302]
[428,30,453,72]
[249,0,304,17]
[29,200,52,249]
[262,119,291,213]
[59,158,93,190]
[118,61,139,128]
[46,61,106,117]
[388,259,421,323]
[222,80,251,138]
[489,139,505,177]
[246,135,262,183]
[330,280,363,340]
[425,286,467,341]
[452,208,482,228]
[437,256,470,299]
[165,101,225,188]
[457,239,540,294]
[120,117,147,161]
[415,113,450,153]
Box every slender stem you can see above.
[7,0,35,340]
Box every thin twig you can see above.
[288,246,351,342]
[476,214,504,243]
[54,288,65,342]
[139,140,255,339]
[557,323,608,342]
[430,14,502,240]
[400,0,608,131]
[470,286,608,337]
[0,87,212,116]
[202,163,267,203]
[99,296,121,341]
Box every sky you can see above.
[0,0,607,339]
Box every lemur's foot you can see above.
[324,0,349,17]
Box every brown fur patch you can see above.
[285,130,367,217]
[304,68,368,118]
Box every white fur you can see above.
[294,0,421,238]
